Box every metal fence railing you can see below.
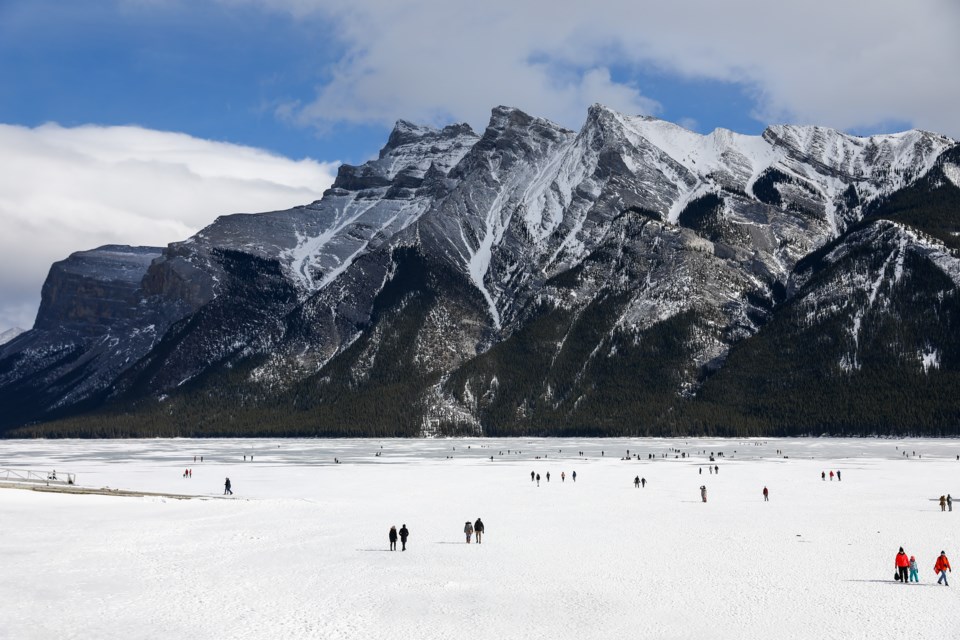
[0,468,76,485]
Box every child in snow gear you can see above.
[389,526,398,551]
[399,525,409,551]
[464,521,474,543]
[935,551,951,585]
[909,556,919,582]
[895,548,910,583]
[474,518,484,543]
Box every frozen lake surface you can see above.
[2,437,959,639]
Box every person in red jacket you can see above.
[895,547,910,583]
[935,551,951,586]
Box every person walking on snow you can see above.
[546,472,551,482]
[634,476,640,488]
[895,547,910,583]
[224,477,232,495]
[536,473,540,487]
[464,521,474,543]
[399,525,409,551]
[763,486,769,501]
[700,485,707,503]
[641,477,646,488]
[561,471,565,482]
[935,551,951,585]
[940,495,947,512]
[909,555,919,582]
[474,518,484,544]
[829,470,834,481]
[572,470,577,482]
[389,526,398,551]
[531,471,535,482]
[948,494,953,512]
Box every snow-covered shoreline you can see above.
[2,437,958,639]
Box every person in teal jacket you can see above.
[909,555,919,582]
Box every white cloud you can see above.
[0,123,337,332]
[236,0,960,138]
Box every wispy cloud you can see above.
[234,0,960,137]
[0,123,337,331]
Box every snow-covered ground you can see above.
[2,437,959,639]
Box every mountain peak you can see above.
[380,120,477,160]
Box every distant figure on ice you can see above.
[940,495,947,512]
[641,477,646,488]
[399,524,409,551]
[561,472,566,482]
[474,518,484,544]
[829,471,834,481]
[948,495,953,512]
[836,470,841,481]
[763,487,769,502]
[714,465,719,474]
[546,472,551,482]
[895,547,910,583]
[224,477,232,495]
[909,555,919,582]
[699,467,702,475]
[700,485,707,503]
[822,471,825,481]
[531,471,535,482]
[634,476,640,488]
[389,526,398,551]
[464,521,474,543]
[935,551,951,585]
[536,473,541,486]
[572,471,577,482]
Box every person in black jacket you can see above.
[389,526,398,551]
[399,524,409,551]
[474,518,484,544]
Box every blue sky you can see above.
[2,0,775,164]
[0,0,958,331]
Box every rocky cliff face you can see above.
[2,106,959,436]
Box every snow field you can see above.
[1,438,959,639]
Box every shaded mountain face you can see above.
[2,106,959,437]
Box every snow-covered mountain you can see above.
[2,105,959,436]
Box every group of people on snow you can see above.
[939,494,953,511]
[531,470,575,486]
[896,547,951,585]
[464,518,484,543]
[388,524,410,551]
[388,520,481,549]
